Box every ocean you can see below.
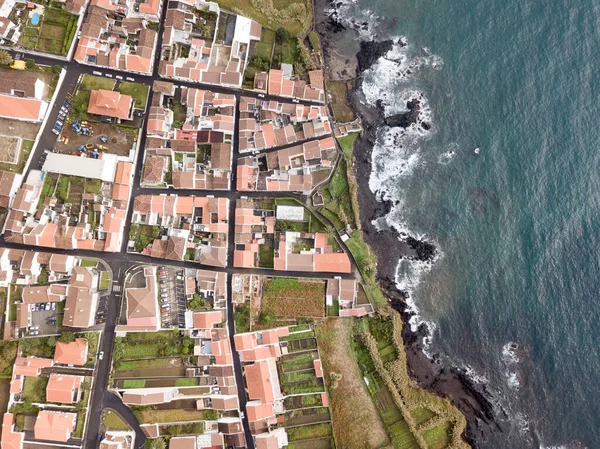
[328,0,600,447]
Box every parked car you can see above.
[39,304,45,311]
[92,71,102,76]
[161,307,169,313]
[46,302,51,310]
[51,128,60,135]
[159,270,167,275]
[51,303,56,311]
[98,351,104,360]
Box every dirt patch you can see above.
[58,122,138,157]
[0,118,39,141]
[316,318,389,449]
[0,136,21,164]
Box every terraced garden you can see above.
[317,313,471,449]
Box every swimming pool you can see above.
[30,12,39,26]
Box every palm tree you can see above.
[0,50,12,67]
[148,438,166,449]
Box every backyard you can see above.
[18,4,78,55]
[0,138,33,174]
[117,82,150,110]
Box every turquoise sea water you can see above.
[336,0,600,447]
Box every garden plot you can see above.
[253,278,326,330]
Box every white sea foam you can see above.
[462,365,490,384]
[324,0,380,39]
[502,342,521,365]
[506,371,520,390]
[361,43,441,116]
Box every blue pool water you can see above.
[30,12,40,26]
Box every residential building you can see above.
[33,411,76,442]
[0,69,49,122]
[54,338,89,366]
[46,374,84,404]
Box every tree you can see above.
[46,336,57,347]
[58,332,76,344]
[25,58,36,70]
[148,437,166,449]
[36,268,49,286]
[258,310,275,325]
[51,65,62,74]
[250,55,269,71]
[275,27,290,44]
[188,293,205,311]
[0,50,12,67]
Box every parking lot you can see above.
[24,302,60,337]
[159,266,187,329]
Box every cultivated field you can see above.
[316,318,390,449]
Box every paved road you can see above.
[4,17,345,448]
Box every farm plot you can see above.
[278,342,324,395]
[261,278,325,319]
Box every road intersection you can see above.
[2,20,355,448]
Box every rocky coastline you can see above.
[315,1,501,446]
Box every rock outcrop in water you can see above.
[356,40,394,71]
[405,236,437,262]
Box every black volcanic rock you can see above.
[405,236,436,261]
[386,99,421,128]
[356,40,394,71]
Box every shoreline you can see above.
[315,1,499,446]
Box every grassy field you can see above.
[102,409,131,431]
[337,133,358,160]
[0,139,34,174]
[133,409,214,424]
[214,0,311,36]
[117,82,150,110]
[22,376,48,403]
[326,80,355,123]
[100,271,110,289]
[262,278,325,318]
[0,341,17,378]
[80,75,116,91]
[316,319,390,448]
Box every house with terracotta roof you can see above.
[129,194,229,266]
[54,338,89,366]
[235,136,336,193]
[46,374,84,404]
[116,266,159,333]
[238,96,330,154]
[0,68,50,122]
[99,430,136,449]
[74,6,158,75]
[1,413,24,449]
[88,89,134,121]
[273,231,352,273]
[142,84,233,190]
[267,69,325,102]
[33,411,76,442]
[0,171,20,209]
[255,428,289,449]
[159,2,261,88]
[63,266,100,328]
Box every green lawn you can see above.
[0,139,34,174]
[337,133,358,160]
[99,271,110,289]
[287,423,333,441]
[80,259,97,267]
[117,82,150,110]
[326,80,356,123]
[80,75,116,91]
[22,377,48,403]
[123,379,146,388]
[102,409,131,431]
